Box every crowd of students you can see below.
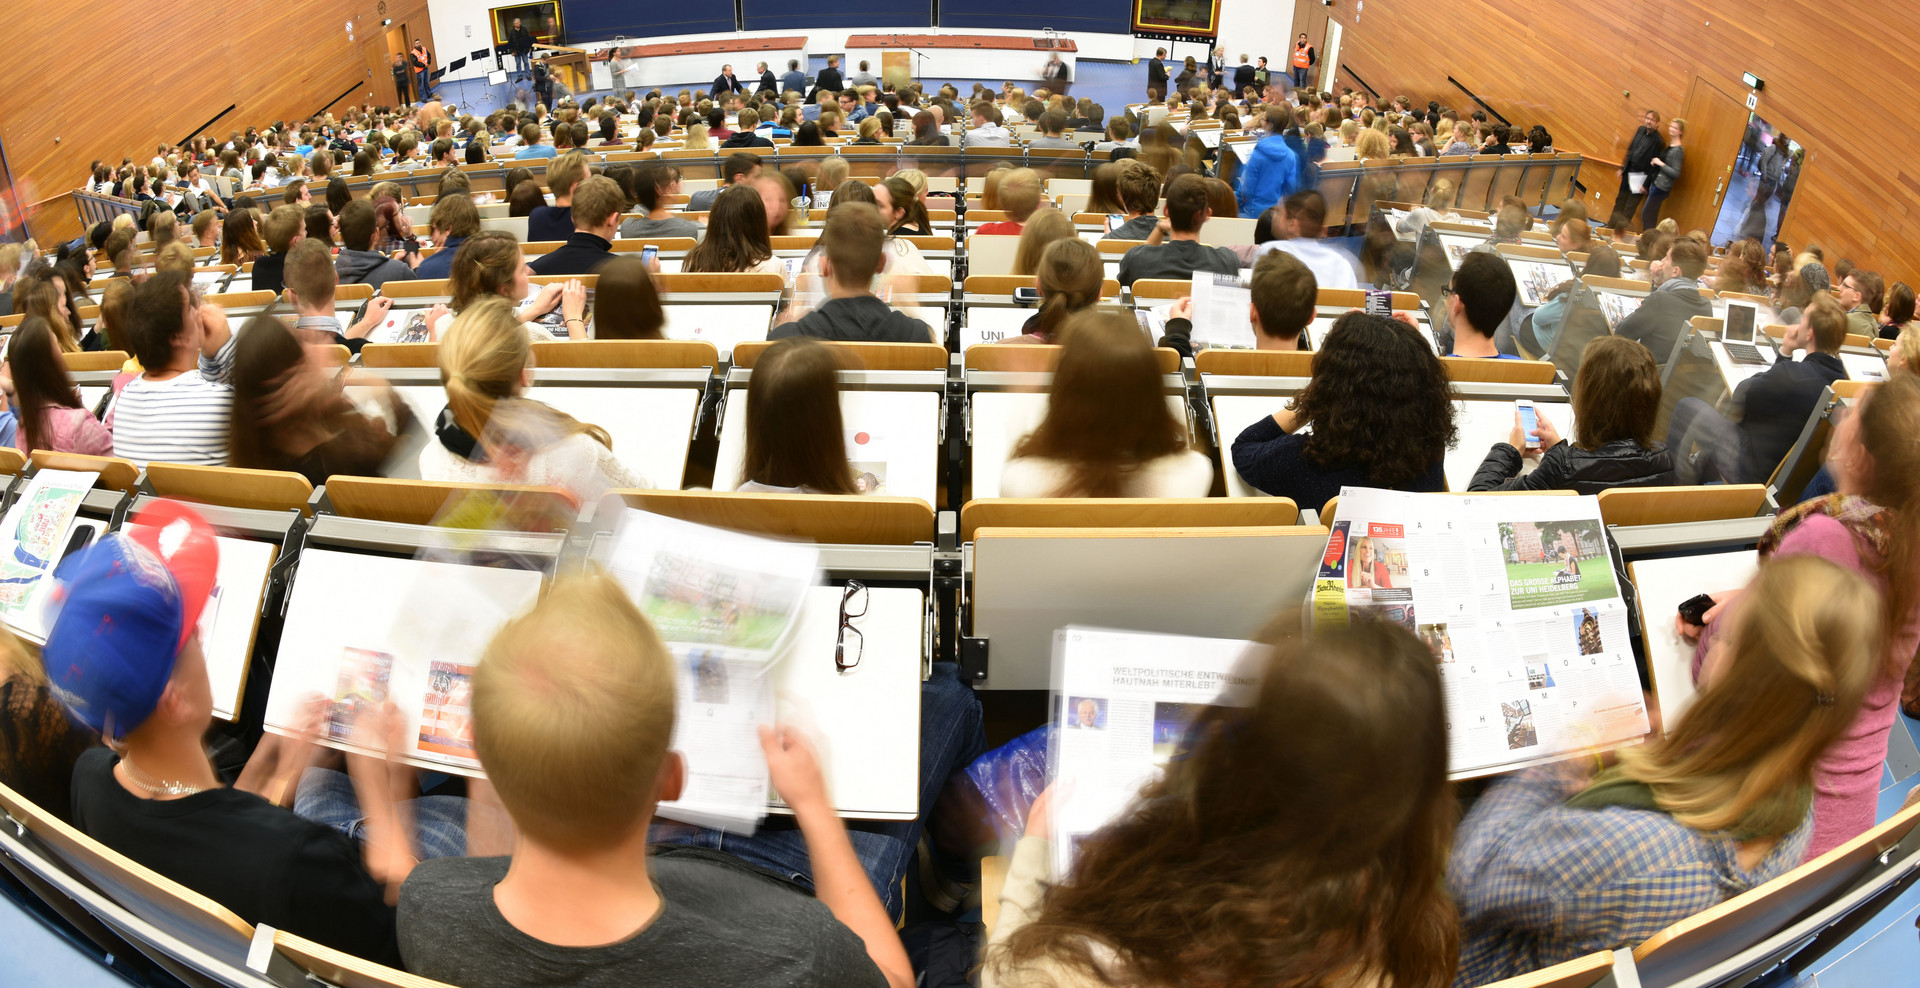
[2,61,1918,988]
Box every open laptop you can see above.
[1721,302,1769,365]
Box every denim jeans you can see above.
[1291,67,1308,88]
[416,69,432,101]
[295,767,472,860]
[1666,396,1746,484]
[650,661,987,920]
[513,52,530,74]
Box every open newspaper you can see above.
[1311,488,1648,777]
[1185,270,1254,349]
[603,509,820,831]
[1048,627,1261,877]
[0,469,101,642]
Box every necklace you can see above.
[120,757,210,798]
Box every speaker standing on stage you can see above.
[1146,47,1168,99]
[756,61,777,94]
[712,64,745,97]
[507,18,533,74]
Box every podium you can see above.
[534,44,590,95]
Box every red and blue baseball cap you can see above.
[44,502,219,739]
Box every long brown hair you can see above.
[1855,374,1920,674]
[682,185,773,273]
[9,318,86,453]
[448,232,524,312]
[592,257,665,339]
[1617,555,1879,835]
[988,618,1458,987]
[1010,208,1073,277]
[741,338,855,493]
[15,278,78,352]
[227,315,343,469]
[1572,336,1660,449]
[1031,238,1102,342]
[220,208,267,265]
[1010,310,1185,496]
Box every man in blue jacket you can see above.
[1235,107,1302,219]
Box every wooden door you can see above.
[1667,76,1751,236]
[387,26,410,104]
[1292,0,1330,91]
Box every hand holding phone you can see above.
[1515,400,1540,450]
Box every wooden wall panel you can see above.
[5,0,431,243]
[1322,0,1920,279]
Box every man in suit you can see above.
[1233,54,1256,97]
[711,64,743,98]
[1608,108,1662,229]
[809,56,843,103]
[779,59,806,98]
[1147,47,1168,100]
[755,61,777,94]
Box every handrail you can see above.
[313,82,360,120]
[178,104,236,149]
[1447,76,1509,126]
[1342,65,1380,100]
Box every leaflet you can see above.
[1311,488,1648,777]
[1187,271,1254,349]
[1048,627,1261,878]
[1507,258,1574,308]
[0,469,101,642]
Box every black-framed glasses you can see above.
[835,580,868,674]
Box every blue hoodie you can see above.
[1235,132,1303,220]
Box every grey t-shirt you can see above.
[398,852,887,987]
[619,215,704,240]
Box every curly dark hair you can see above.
[1288,312,1457,486]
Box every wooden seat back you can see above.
[324,477,578,528]
[1595,485,1769,527]
[144,463,315,514]
[731,340,947,371]
[30,450,140,494]
[604,490,936,544]
[960,498,1299,542]
[965,344,1179,373]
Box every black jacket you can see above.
[809,66,843,101]
[711,73,743,96]
[527,232,613,276]
[1614,282,1711,365]
[1468,439,1675,494]
[1734,351,1847,483]
[1233,64,1256,94]
[1147,58,1167,89]
[757,69,777,93]
[508,27,533,55]
[1625,125,1661,174]
[770,295,932,343]
[720,131,775,150]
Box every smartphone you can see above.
[1106,213,1124,233]
[63,525,95,561]
[1012,286,1042,305]
[1677,592,1716,626]
[1365,289,1393,317]
[641,245,659,267]
[1516,399,1540,449]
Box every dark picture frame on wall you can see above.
[490,1,564,49]
[1131,0,1221,40]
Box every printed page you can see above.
[0,469,101,642]
[1048,627,1260,877]
[1596,290,1643,330]
[1188,271,1254,349]
[369,309,433,345]
[654,648,775,831]
[1313,488,1648,777]
[1506,259,1574,308]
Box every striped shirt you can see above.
[106,334,239,468]
[1449,767,1810,987]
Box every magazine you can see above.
[1596,290,1643,330]
[1048,627,1261,877]
[1186,271,1254,349]
[604,509,821,830]
[1311,488,1648,776]
[368,310,433,344]
[0,469,100,640]
[1507,258,1574,308]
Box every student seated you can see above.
[1001,309,1211,497]
[281,239,390,353]
[1160,249,1316,357]
[1667,297,1849,484]
[1115,174,1240,288]
[1027,110,1080,150]
[249,204,305,294]
[107,272,239,466]
[875,176,934,237]
[962,100,1011,147]
[424,297,648,501]
[590,257,667,339]
[1445,252,1520,358]
[1614,235,1711,364]
[688,153,762,212]
[526,152,586,243]
[333,199,415,290]
[619,163,703,240]
[427,231,583,340]
[1232,312,1455,510]
[983,619,1456,988]
[681,185,784,275]
[228,315,410,484]
[412,193,480,280]
[529,176,626,276]
[734,337,865,493]
[973,168,1042,236]
[54,512,406,965]
[1009,208,1073,277]
[1451,554,1879,984]
[770,203,936,343]
[1470,336,1674,492]
[512,121,556,159]
[9,317,111,454]
[1003,238,1102,345]
[1527,244,1621,358]
[1098,160,1161,242]
[1254,189,1359,290]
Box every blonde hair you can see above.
[1426,178,1456,211]
[683,123,710,150]
[1617,554,1880,836]
[546,151,589,197]
[893,169,928,198]
[817,156,850,193]
[440,297,613,449]
[154,241,196,276]
[448,231,524,312]
[473,571,676,852]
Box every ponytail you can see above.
[441,297,615,450]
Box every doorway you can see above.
[387,25,411,104]
[1710,116,1803,248]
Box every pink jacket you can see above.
[16,405,114,457]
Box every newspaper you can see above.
[604,509,821,831]
[1310,488,1648,777]
[1596,290,1643,330]
[1187,270,1254,349]
[0,469,100,641]
[1048,627,1261,877]
[1507,258,1573,308]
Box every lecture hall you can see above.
[2,0,1919,985]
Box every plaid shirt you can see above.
[1449,768,1811,987]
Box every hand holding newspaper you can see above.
[1310,488,1649,777]
[603,509,821,831]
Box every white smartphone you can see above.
[1516,399,1540,449]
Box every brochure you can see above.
[0,469,100,640]
[1048,626,1261,877]
[1186,270,1254,349]
[1310,488,1649,776]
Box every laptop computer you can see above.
[1722,302,1769,365]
